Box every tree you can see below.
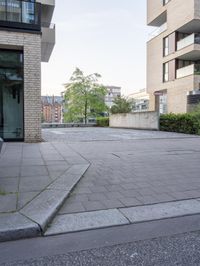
[64,68,108,123]
[110,96,134,114]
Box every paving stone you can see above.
[101,199,124,208]
[0,167,20,178]
[0,213,40,242]
[19,176,51,192]
[153,193,177,202]
[120,189,141,198]
[82,201,107,211]
[20,166,48,177]
[45,209,129,236]
[0,178,18,193]
[119,197,142,207]
[75,187,92,194]
[89,185,108,193]
[88,193,108,201]
[136,195,159,205]
[17,191,40,209]
[0,194,17,212]
[120,199,200,223]
[21,159,45,166]
[59,202,85,214]
[105,191,123,200]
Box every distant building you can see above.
[128,89,149,112]
[41,96,62,123]
[105,86,121,108]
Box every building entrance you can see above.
[0,50,24,141]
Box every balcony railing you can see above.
[148,22,167,41]
[0,0,41,31]
[177,33,200,50]
[176,64,200,79]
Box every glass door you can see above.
[0,50,24,141]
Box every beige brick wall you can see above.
[0,30,42,142]
[147,0,199,114]
[147,0,166,25]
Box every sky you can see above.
[41,0,151,96]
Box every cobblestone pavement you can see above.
[43,128,200,214]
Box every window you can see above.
[163,62,169,82]
[163,36,169,56]
[163,0,170,6]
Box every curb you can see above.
[0,164,90,242]
[45,198,200,236]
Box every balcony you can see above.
[177,33,200,51]
[176,64,200,79]
[148,22,167,41]
[41,22,55,62]
[0,0,41,31]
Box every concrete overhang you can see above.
[41,25,55,62]
[163,44,200,62]
[178,19,200,34]
[176,43,200,61]
[148,11,167,27]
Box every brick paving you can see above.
[43,128,200,214]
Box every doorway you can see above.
[0,50,24,141]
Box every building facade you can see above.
[147,0,200,114]
[41,96,62,123]
[105,86,121,108]
[128,89,149,112]
[0,0,55,142]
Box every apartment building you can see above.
[128,89,149,112]
[41,95,62,123]
[105,86,121,108]
[147,0,200,114]
[0,0,55,142]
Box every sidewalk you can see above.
[0,142,89,241]
[1,128,200,241]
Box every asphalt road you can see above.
[1,231,200,266]
[1,215,200,266]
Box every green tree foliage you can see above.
[110,96,133,114]
[64,68,108,123]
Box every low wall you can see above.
[42,123,96,129]
[109,112,159,130]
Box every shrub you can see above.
[96,117,109,127]
[160,113,200,135]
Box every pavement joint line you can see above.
[67,143,91,165]
[44,198,200,236]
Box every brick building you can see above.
[41,96,62,123]
[0,0,55,142]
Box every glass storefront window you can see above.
[0,50,24,141]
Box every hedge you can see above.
[160,113,200,135]
[96,117,109,127]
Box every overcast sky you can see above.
[41,0,151,96]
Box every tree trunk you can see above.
[84,98,88,124]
